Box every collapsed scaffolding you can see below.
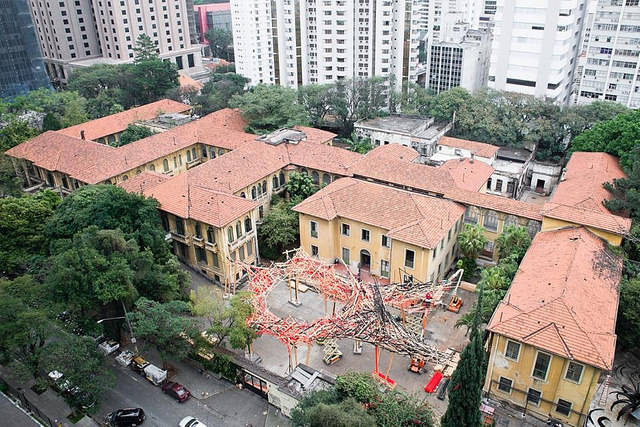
[238,248,464,386]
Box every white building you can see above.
[428,24,491,93]
[230,0,429,89]
[479,0,497,29]
[575,0,640,108]
[488,0,587,104]
[28,0,203,84]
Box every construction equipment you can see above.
[322,338,342,365]
[447,295,463,313]
[408,356,425,374]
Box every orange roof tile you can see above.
[362,144,421,162]
[117,171,168,194]
[544,152,630,234]
[488,227,622,370]
[445,188,543,221]
[285,142,364,176]
[442,158,494,192]
[145,173,258,227]
[438,136,499,158]
[178,73,203,91]
[293,126,337,144]
[293,178,465,249]
[59,99,191,141]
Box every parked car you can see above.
[98,339,120,355]
[47,370,95,409]
[161,381,191,403]
[105,408,145,426]
[116,350,135,367]
[179,416,207,427]
[48,370,72,393]
[130,356,150,375]
[143,364,167,386]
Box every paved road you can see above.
[97,357,285,427]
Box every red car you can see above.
[161,381,191,403]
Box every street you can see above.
[97,355,289,427]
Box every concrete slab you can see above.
[0,393,40,427]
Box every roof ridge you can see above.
[557,297,609,368]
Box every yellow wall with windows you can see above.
[484,333,600,427]
[541,217,622,246]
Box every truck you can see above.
[143,364,167,386]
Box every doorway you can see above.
[535,179,545,193]
[360,250,371,270]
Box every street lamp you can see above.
[97,301,138,353]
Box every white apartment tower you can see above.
[576,0,640,108]
[28,0,202,85]
[231,0,429,89]
[488,0,587,104]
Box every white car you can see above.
[48,370,72,393]
[98,340,120,355]
[179,416,207,427]
[115,350,135,367]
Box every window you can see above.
[175,218,185,236]
[527,388,542,406]
[311,245,319,257]
[251,186,256,199]
[565,362,584,383]
[322,173,330,186]
[238,246,245,261]
[195,246,207,264]
[361,229,370,242]
[482,240,495,257]
[527,220,540,238]
[505,340,521,361]
[236,221,242,238]
[532,352,551,380]
[227,226,234,243]
[380,260,390,278]
[247,240,253,257]
[272,176,279,189]
[310,221,318,238]
[556,399,572,417]
[341,223,350,236]
[312,171,319,184]
[381,235,390,248]
[464,207,478,224]
[495,179,503,192]
[206,226,215,244]
[244,217,252,232]
[504,215,518,229]
[498,377,512,393]
[279,172,285,186]
[484,210,498,231]
[212,253,219,267]
[486,178,492,190]
[405,249,415,269]
[194,222,202,239]
[342,247,350,264]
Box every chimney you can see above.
[470,153,474,163]
[80,130,86,140]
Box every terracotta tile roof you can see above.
[293,126,337,144]
[442,158,494,192]
[196,108,248,133]
[445,188,543,221]
[285,142,364,176]
[58,99,191,141]
[293,177,465,249]
[178,72,203,91]
[145,173,258,227]
[488,227,622,370]
[4,131,117,184]
[438,136,499,158]
[362,144,421,162]
[544,152,630,234]
[117,171,168,194]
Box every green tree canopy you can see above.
[343,132,374,154]
[0,119,40,150]
[457,223,487,260]
[197,71,248,114]
[116,124,158,146]
[430,87,473,122]
[329,77,388,137]
[495,225,531,262]
[298,84,333,127]
[205,28,233,60]
[617,277,640,349]
[258,199,300,257]
[286,171,317,200]
[0,191,60,277]
[230,84,308,134]
[133,33,159,62]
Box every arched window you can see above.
[122,175,129,181]
[136,169,142,175]
[194,222,202,238]
[312,171,319,184]
[201,146,208,158]
[262,180,267,194]
[322,173,330,186]
[210,147,216,158]
[256,184,262,196]
[149,164,155,172]
[227,226,234,243]
[240,192,246,198]
[192,148,196,159]
[244,216,252,232]
[279,172,285,186]
[464,206,479,224]
[272,176,279,189]
[207,226,215,244]
[251,186,256,199]
[236,221,242,238]
[186,150,192,162]
[483,210,498,232]
[163,159,169,172]
[218,148,224,156]
[504,215,519,229]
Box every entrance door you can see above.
[360,250,371,270]
[535,179,545,193]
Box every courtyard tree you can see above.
[258,200,300,258]
[128,297,197,368]
[495,225,531,262]
[285,171,316,200]
[429,87,473,123]
[230,84,308,134]
[116,124,158,146]
[133,33,159,62]
[457,223,487,261]
[343,132,374,154]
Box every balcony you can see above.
[170,231,188,243]
[205,240,217,250]
[186,158,201,169]
[192,236,205,247]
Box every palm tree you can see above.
[457,224,488,260]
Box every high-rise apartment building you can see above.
[479,0,497,29]
[575,0,640,108]
[488,0,586,104]
[0,0,51,97]
[231,0,429,89]
[28,0,202,85]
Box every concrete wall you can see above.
[529,161,562,196]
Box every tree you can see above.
[495,225,531,262]
[441,289,484,427]
[329,77,387,137]
[124,59,179,106]
[457,224,487,260]
[617,277,640,349]
[197,71,248,114]
[0,155,23,197]
[0,119,39,151]
[430,87,473,122]
[258,200,300,256]
[286,171,317,200]
[302,398,375,427]
[230,84,308,134]
[0,191,60,277]
[61,96,88,127]
[116,124,158,146]
[67,64,125,99]
[562,100,630,140]
[298,84,333,127]
[42,334,114,411]
[128,297,197,367]
[133,33,159,62]
[205,28,233,60]
[7,89,88,129]
[400,83,433,116]
[343,132,374,154]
